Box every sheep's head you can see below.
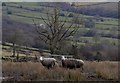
[61,56,65,60]
[77,59,84,64]
[80,60,84,64]
[53,58,57,61]
[40,57,43,61]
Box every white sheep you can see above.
[40,56,56,69]
[61,56,76,69]
[61,56,84,70]
[75,59,84,71]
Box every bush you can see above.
[68,13,74,17]
[19,5,23,8]
[84,19,95,28]
[96,71,102,78]
[59,12,65,16]
[94,15,104,22]
[84,29,97,37]
[34,8,44,12]
[2,2,6,6]
[94,52,103,61]
[71,3,75,6]
[72,17,83,24]
[7,11,12,14]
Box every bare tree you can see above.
[33,3,80,54]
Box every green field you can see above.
[2,2,119,48]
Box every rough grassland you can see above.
[2,61,119,81]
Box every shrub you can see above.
[34,8,43,12]
[59,12,65,16]
[19,5,23,8]
[72,17,84,24]
[7,11,12,14]
[71,3,75,6]
[84,29,97,37]
[94,52,103,61]
[2,2,6,6]
[84,19,95,28]
[96,71,102,78]
[68,13,74,17]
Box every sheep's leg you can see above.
[47,66,50,69]
[51,62,54,68]
[53,62,55,67]
[51,64,53,68]
[81,66,84,73]
[74,64,77,70]
[82,66,84,71]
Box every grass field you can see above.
[3,2,119,35]
[2,61,119,81]
[1,43,40,57]
[3,3,118,27]
[74,2,118,11]
[3,3,118,25]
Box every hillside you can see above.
[2,2,119,40]
[72,2,118,18]
[72,2,118,11]
[2,2,119,60]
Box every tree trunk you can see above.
[49,42,56,54]
[50,45,54,54]
[16,51,19,61]
[12,43,16,57]
[16,45,21,61]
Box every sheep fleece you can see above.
[41,59,55,68]
[62,59,83,69]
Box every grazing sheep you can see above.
[61,56,75,69]
[75,59,84,71]
[61,56,84,70]
[40,57,56,69]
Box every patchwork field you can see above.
[2,2,119,47]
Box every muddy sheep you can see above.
[40,56,56,69]
[61,56,84,70]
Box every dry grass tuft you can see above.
[84,61,119,80]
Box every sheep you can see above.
[61,56,76,69]
[61,56,84,70]
[75,59,84,71]
[40,56,56,69]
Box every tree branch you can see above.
[32,19,50,40]
[58,22,74,41]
